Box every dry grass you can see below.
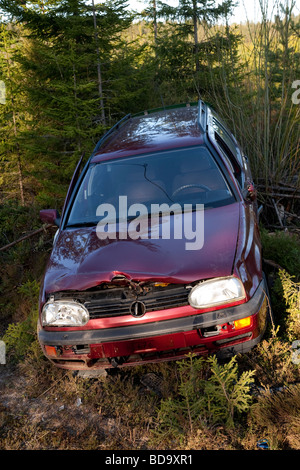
[245,384,300,450]
[0,332,299,451]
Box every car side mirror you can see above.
[244,181,257,202]
[40,209,61,227]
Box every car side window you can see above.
[211,116,245,188]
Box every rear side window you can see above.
[211,117,244,187]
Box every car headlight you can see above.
[42,300,89,327]
[188,277,245,309]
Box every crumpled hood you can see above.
[42,203,240,295]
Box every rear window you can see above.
[67,146,235,226]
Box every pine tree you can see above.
[143,0,242,106]
[0,0,133,206]
[175,0,236,72]
[155,353,256,442]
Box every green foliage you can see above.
[260,229,300,340]
[0,201,40,243]
[17,279,40,305]
[249,329,298,388]
[1,279,40,362]
[154,353,255,444]
[1,1,299,206]
[0,23,27,205]
[1,313,36,362]
[204,355,256,425]
[274,270,300,341]
[0,202,50,347]
[0,0,135,206]
[261,229,300,278]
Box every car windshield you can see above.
[66,146,235,227]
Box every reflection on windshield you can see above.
[67,146,235,227]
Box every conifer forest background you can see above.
[0,0,299,452]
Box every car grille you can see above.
[53,284,191,319]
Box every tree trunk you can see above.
[3,29,25,205]
[91,0,106,126]
[153,0,158,43]
[192,0,200,72]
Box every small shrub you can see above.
[154,353,255,445]
[1,313,38,363]
[1,279,40,362]
[252,335,297,387]
[275,270,300,341]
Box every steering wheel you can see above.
[172,183,212,197]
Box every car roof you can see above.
[91,103,206,163]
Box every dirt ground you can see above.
[0,362,166,450]
[0,364,145,450]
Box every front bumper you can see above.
[38,279,269,370]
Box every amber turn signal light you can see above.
[44,345,58,357]
[234,316,251,330]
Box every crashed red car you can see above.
[38,101,271,371]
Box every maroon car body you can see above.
[38,102,270,370]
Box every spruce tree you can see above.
[0,0,133,206]
[175,0,236,72]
